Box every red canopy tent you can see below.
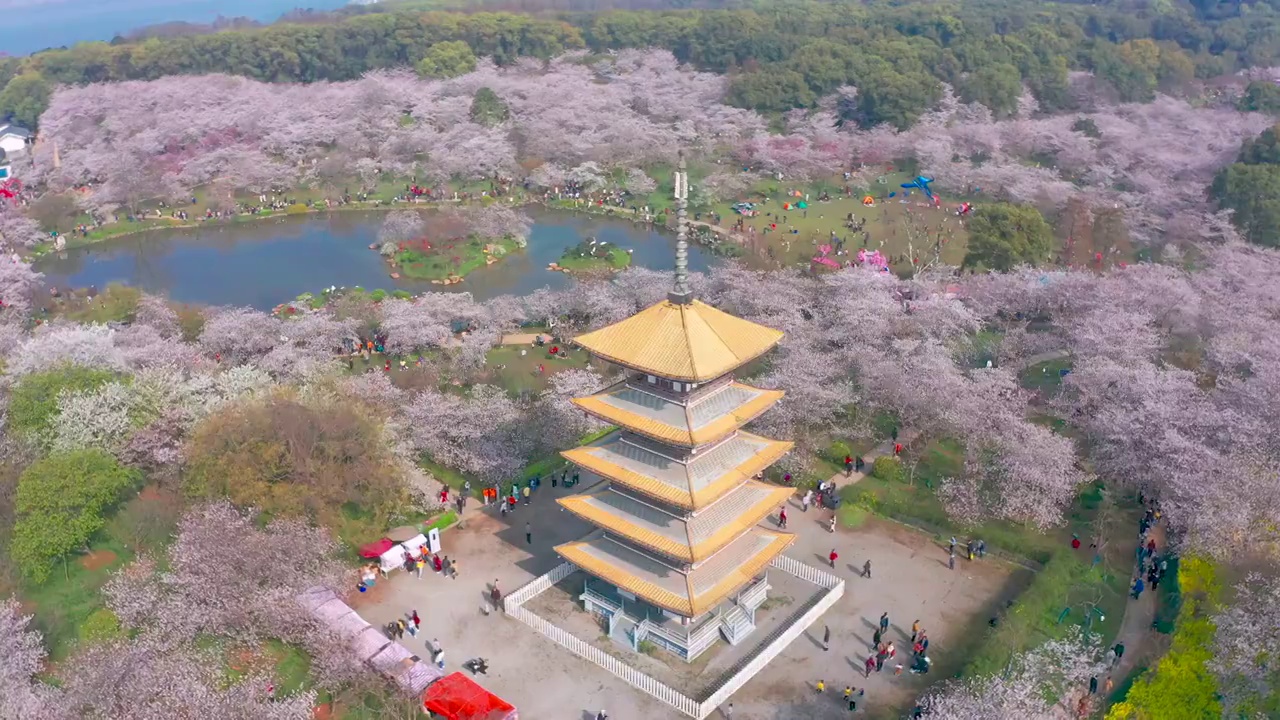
[423,672,517,720]
[358,538,394,559]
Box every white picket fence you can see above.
[502,561,575,610]
[770,554,842,589]
[695,581,844,718]
[507,605,702,717]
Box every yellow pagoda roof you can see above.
[555,528,792,617]
[561,431,794,511]
[556,481,793,563]
[572,299,784,383]
[571,380,784,448]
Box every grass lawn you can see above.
[1019,357,1074,393]
[706,171,972,273]
[8,534,134,662]
[39,283,141,323]
[480,344,592,395]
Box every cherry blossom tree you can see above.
[919,630,1105,718]
[0,597,49,713]
[377,211,425,245]
[1214,573,1280,717]
[7,323,127,376]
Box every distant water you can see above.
[0,0,352,56]
[34,209,716,309]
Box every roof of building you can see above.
[572,299,784,382]
[572,380,784,447]
[557,481,792,563]
[561,430,793,511]
[556,527,792,617]
[0,124,32,139]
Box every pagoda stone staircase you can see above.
[720,605,756,645]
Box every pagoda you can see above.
[554,157,795,661]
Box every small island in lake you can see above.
[552,237,632,274]
[376,206,532,283]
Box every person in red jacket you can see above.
[829,549,839,568]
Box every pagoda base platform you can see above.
[580,574,772,663]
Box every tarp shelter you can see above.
[400,534,428,558]
[379,544,410,572]
[423,672,518,720]
[359,538,394,559]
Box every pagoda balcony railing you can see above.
[583,586,623,616]
[625,372,733,404]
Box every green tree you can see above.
[958,62,1023,117]
[962,203,1054,271]
[1210,163,1280,247]
[0,73,51,130]
[1239,80,1280,113]
[1072,117,1102,138]
[11,450,140,584]
[850,66,941,130]
[415,40,477,79]
[8,365,118,441]
[79,608,124,644]
[1236,124,1280,165]
[469,87,510,127]
[727,69,815,113]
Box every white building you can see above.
[0,123,33,157]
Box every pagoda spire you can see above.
[669,152,692,304]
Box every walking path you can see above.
[824,430,922,489]
[1016,349,1070,371]
[498,332,544,346]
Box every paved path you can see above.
[1093,521,1166,715]
[824,430,921,490]
[499,332,545,346]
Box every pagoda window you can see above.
[647,374,657,384]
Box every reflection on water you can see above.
[36,209,715,309]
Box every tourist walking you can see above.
[822,625,831,651]
[1131,577,1145,599]
[862,559,871,578]
[829,515,837,533]
[526,522,532,545]
[864,654,876,678]
[815,679,825,694]
[779,507,788,529]
[1112,642,1125,667]
[1089,676,1098,694]
[411,610,420,631]
[873,628,882,648]
[523,485,531,504]
[802,490,812,512]
[948,550,956,570]
[432,639,445,669]
[879,612,890,634]
[829,548,838,568]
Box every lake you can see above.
[0,0,352,55]
[35,209,716,309]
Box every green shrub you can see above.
[78,608,123,644]
[370,289,387,302]
[9,365,118,441]
[828,441,852,464]
[965,550,1106,678]
[392,290,412,300]
[285,203,309,215]
[871,456,903,482]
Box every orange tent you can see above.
[862,196,875,206]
